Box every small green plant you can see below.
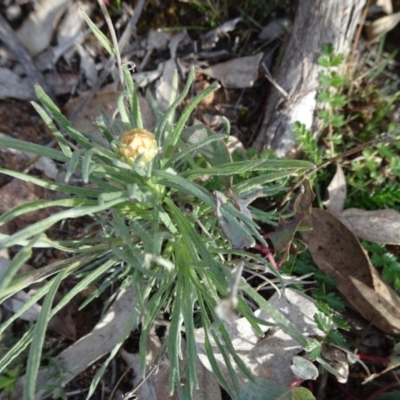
[0,13,330,396]
[0,69,318,398]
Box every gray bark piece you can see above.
[254,0,366,157]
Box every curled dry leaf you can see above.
[301,208,400,334]
[324,163,346,214]
[337,208,400,245]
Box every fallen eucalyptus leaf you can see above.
[302,208,400,334]
[337,208,400,245]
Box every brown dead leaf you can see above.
[324,164,346,214]
[200,53,262,89]
[268,179,315,262]
[0,179,52,235]
[337,208,400,245]
[63,91,156,139]
[301,208,400,334]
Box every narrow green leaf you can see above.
[168,71,179,125]
[181,124,231,168]
[64,149,83,183]
[51,256,116,316]
[165,81,220,160]
[117,92,132,131]
[182,159,314,178]
[0,136,69,163]
[0,198,90,227]
[181,272,198,393]
[0,236,39,295]
[154,170,215,207]
[0,327,34,373]
[0,281,50,335]
[24,271,65,400]
[165,134,227,168]
[233,171,291,193]
[35,85,92,150]
[30,102,73,157]
[167,278,184,392]
[82,148,96,183]
[243,284,309,348]
[0,168,102,198]
[81,10,115,57]
[155,68,195,143]
[0,252,105,303]
[0,197,128,249]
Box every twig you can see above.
[262,62,289,98]
[0,13,56,102]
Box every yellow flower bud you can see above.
[119,129,158,166]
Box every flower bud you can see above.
[119,129,158,166]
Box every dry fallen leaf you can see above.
[365,12,400,41]
[200,53,262,89]
[196,289,323,389]
[324,163,346,214]
[10,287,138,400]
[0,179,53,235]
[63,91,156,139]
[301,208,400,334]
[337,208,400,245]
[16,0,71,57]
[0,67,36,100]
[266,179,315,262]
[258,18,291,42]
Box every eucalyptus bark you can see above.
[254,0,366,156]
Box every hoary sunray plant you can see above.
[0,14,324,400]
